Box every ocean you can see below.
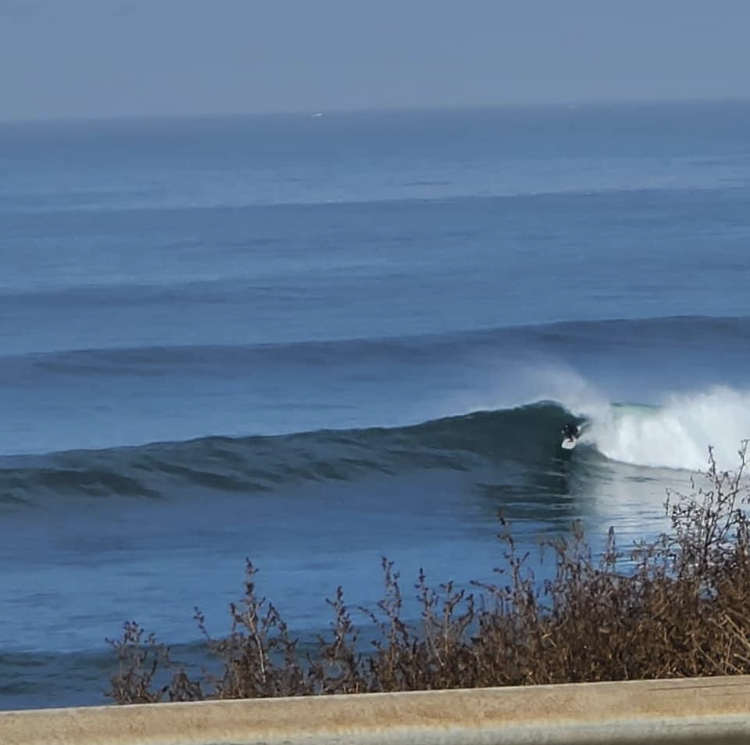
[1,100,749,709]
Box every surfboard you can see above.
[561,437,577,450]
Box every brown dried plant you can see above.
[107,444,750,704]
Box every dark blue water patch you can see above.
[0,640,215,710]
[0,649,113,710]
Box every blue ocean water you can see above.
[1,101,750,708]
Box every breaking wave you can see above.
[2,385,748,504]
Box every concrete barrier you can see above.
[1,676,750,745]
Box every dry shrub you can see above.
[107,444,750,703]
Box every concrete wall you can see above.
[1,676,750,745]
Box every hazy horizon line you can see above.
[2,95,749,127]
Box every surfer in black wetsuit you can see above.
[562,423,579,441]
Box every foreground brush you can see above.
[107,445,750,703]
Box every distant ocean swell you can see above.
[2,314,749,375]
[2,388,749,505]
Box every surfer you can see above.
[562,423,579,441]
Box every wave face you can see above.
[0,403,576,504]
[3,386,748,505]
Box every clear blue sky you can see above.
[1,0,749,121]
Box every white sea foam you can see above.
[579,386,750,472]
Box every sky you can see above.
[1,0,749,121]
